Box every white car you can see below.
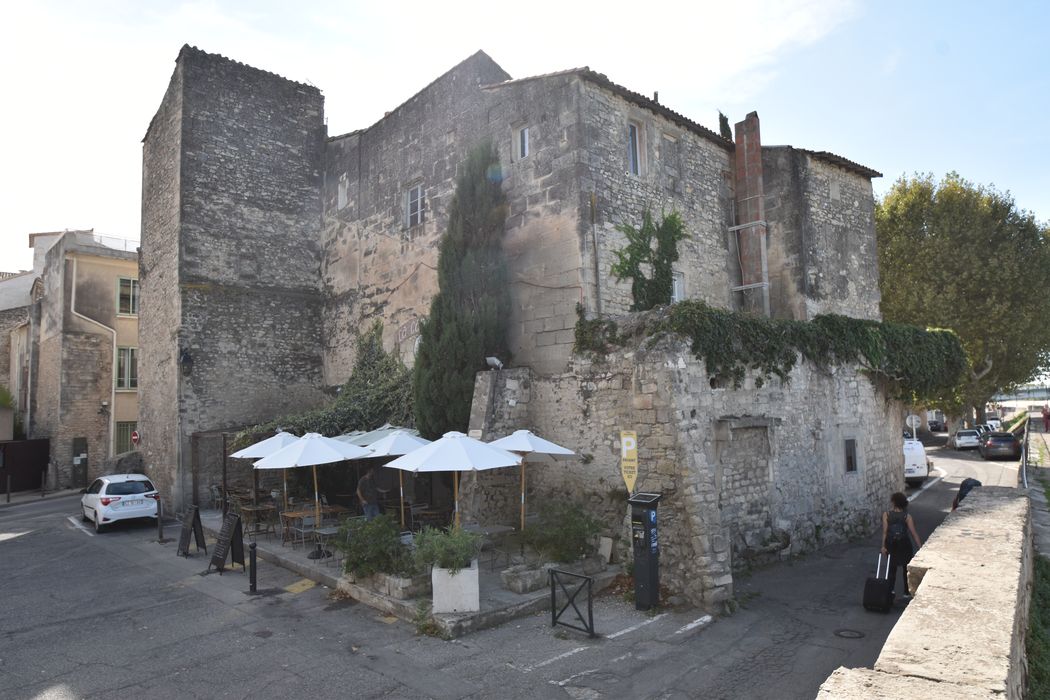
[903,439,931,487]
[81,474,159,533]
[986,418,1002,431]
[953,430,981,450]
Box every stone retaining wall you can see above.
[817,487,1032,699]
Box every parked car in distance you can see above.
[903,439,931,487]
[986,417,1002,431]
[81,474,159,533]
[978,432,1022,460]
[928,419,945,432]
[953,430,981,450]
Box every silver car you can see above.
[953,430,980,450]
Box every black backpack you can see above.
[887,516,907,545]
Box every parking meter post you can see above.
[627,492,662,611]
[249,543,257,593]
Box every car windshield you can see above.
[958,431,978,437]
[105,480,155,495]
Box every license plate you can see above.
[124,499,142,507]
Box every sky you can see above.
[1,0,1047,271]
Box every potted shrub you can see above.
[413,526,482,613]
[336,515,412,579]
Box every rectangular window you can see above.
[406,185,425,227]
[628,121,644,175]
[116,347,137,390]
[671,272,685,303]
[117,278,139,315]
[844,438,857,473]
[515,126,530,160]
[116,422,137,454]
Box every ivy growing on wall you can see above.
[573,300,967,402]
[610,209,687,311]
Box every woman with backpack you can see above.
[881,492,923,599]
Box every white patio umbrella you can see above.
[253,433,371,527]
[230,431,300,509]
[489,430,575,531]
[366,430,432,527]
[385,431,522,526]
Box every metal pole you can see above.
[249,542,257,593]
[6,474,10,503]
[222,433,229,516]
[157,499,164,541]
[40,469,45,497]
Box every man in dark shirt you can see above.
[358,467,380,520]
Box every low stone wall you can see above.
[817,487,1032,699]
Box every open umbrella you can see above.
[366,430,432,527]
[229,431,300,509]
[385,431,521,526]
[489,430,575,531]
[253,433,371,533]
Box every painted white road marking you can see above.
[908,467,945,502]
[605,612,667,639]
[66,515,95,536]
[526,646,588,671]
[551,668,601,687]
[675,614,713,634]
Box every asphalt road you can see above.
[0,441,1020,700]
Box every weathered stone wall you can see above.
[141,46,329,511]
[578,81,735,320]
[0,306,28,393]
[763,147,881,321]
[139,55,184,508]
[467,334,902,609]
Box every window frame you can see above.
[116,346,138,391]
[405,184,425,228]
[116,277,139,316]
[115,421,137,454]
[844,438,858,474]
[671,271,686,304]
[514,125,530,161]
[627,120,646,176]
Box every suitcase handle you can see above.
[876,553,892,579]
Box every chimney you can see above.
[731,111,769,315]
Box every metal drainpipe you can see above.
[70,256,117,459]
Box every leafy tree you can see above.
[232,321,412,448]
[611,209,688,311]
[876,173,1050,421]
[412,141,510,438]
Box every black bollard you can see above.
[249,542,257,593]
[157,500,164,542]
[41,470,46,497]
[6,474,10,503]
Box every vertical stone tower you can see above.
[140,46,327,510]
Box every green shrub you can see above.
[523,502,602,563]
[412,526,481,575]
[335,514,415,578]
[1028,556,1050,697]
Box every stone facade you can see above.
[465,334,902,608]
[140,46,328,510]
[0,305,29,394]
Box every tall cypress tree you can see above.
[412,141,510,438]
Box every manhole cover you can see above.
[834,629,865,639]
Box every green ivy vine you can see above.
[610,209,687,311]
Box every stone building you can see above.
[141,46,896,606]
[2,230,141,487]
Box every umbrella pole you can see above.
[454,472,459,528]
[283,469,288,511]
[520,461,526,531]
[313,466,321,525]
[399,471,405,528]
[253,465,258,507]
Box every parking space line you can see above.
[66,516,95,536]
[605,612,666,638]
[675,614,713,634]
[526,646,588,671]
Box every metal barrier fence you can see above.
[549,569,596,638]
[1022,416,1030,489]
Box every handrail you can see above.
[1021,415,1030,489]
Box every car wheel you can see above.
[94,512,105,534]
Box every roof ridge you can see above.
[178,44,322,93]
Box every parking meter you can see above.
[628,492,662,610]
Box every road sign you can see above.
[131,430,140,446]
[620,431,638,493]
[905,415,921,429]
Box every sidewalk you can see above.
[1026,419,1050,558]
[0,487,80,509]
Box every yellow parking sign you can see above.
[620,430,638,493]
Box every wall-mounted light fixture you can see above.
[99,399,110,415]
[179,349,194,377]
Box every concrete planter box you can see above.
[375,572,431,600]
[431,559,480,613]
[501,555,607,593]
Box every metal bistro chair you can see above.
[209,485,223,511]
[290,515,317,550]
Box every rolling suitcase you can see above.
[863,553,894,613]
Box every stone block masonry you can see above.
[467,331,903,609]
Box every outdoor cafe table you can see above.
[240,503,277,537]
